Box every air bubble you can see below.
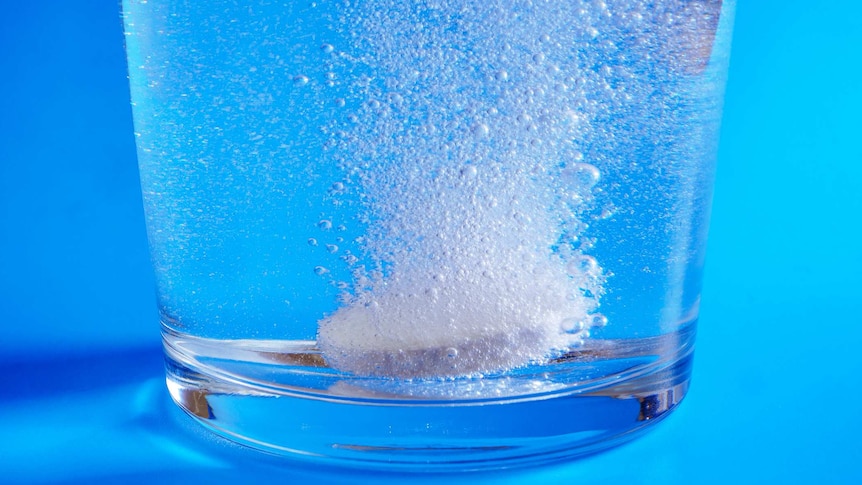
[331,182,345,192]
[326,244,339,253]
[460,165,478,178]
[561,318,585,333]
[471,123,490,138]
[561,162,600,189]
[307,238,318,246]
[590,314,608,328]
[446,347,459,358]
[532,52,545,63]
[578,255,599,273]
[334,98,346,107]
[495,70,509,81]
[313,266,329,276]
[318,219,333,230]
[567,255,599,277]
[320,43,334,53]
[563,109,581,124]
[293,75,309,86]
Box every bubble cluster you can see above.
[126,0,729,370]
[314,0,622,378]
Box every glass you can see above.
[122,0,735,469]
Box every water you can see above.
[123,0,734,467]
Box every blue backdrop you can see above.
[1,1,860,483]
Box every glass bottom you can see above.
[163,322,695,471]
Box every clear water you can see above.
[123,0,734,466]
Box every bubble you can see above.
[368,99,381,109]
[336,224,347,231]
[307,238,318,246]
[539,33,551,43]
[494,70,509,81]
[446,347,459,358]
[331,182,345,192]
[460,165,478,178]
[318,219,333,230]
[590,314,608,328]
[567,255,599,277]
[561,318,585,333]
[561,162,600,189]
[532,52,546,63]
[293,75,309,86]
[326,244,339,253]
[320,43,334,53]
[313,266,329,276]
[563,109,581,124]
[334,98,346,107]
[471,123,490,138]
[577,255,599,273]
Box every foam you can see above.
[315,1,611,378]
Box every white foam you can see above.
[315,1,610,378]
[318,218,598,378]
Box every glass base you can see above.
[163,323,695,471]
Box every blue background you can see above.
[1,1,860,483]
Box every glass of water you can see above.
[123,0,734,469]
